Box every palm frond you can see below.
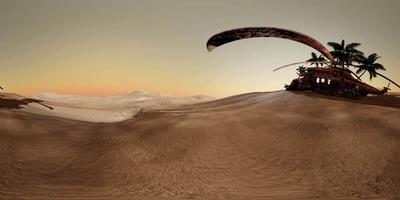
[345,42,361,50]
[327,42,342,50]
[311,52,317,59]
[373,63,385,70]
[356,68,364,74]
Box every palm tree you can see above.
[306,52,326,67]
[354,53,384,79]
[327,40,363,68]
[296,65,307,76]
[354,53,400,88]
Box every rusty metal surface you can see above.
[303,67,385,95]
[206,27,334,62]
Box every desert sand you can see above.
[7,91,214,123]
[1,91,400,199]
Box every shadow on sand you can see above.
[294,91,400,109]
[0,97,53,110]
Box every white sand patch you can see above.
[23,103,142,123]
[23,90,216,122]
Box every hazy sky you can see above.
[1,0,399,96]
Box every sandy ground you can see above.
[389,92,400,98]
[1,91,400,199]
[4,91,215,123]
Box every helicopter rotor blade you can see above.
[273,61,328,72]
[206,27,334,62]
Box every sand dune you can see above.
[31,91,214,109]
[7,91,215,122]
[1,91,400,199]
[390,92,400,98]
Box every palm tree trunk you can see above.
[376,72,400,88]
[344,69,362,81]
[359,70,367,78]
[346,64,367,81]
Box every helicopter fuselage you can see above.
[285,66,388,96]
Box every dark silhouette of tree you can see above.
[354,53,384,80]
[296,65,307,76]
[354,53,400,88]
[306,52,326,67]
[327,40,363,68]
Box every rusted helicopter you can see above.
[206,27,399,97]
[284,66,389,96]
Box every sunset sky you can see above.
[1,0,399,97]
